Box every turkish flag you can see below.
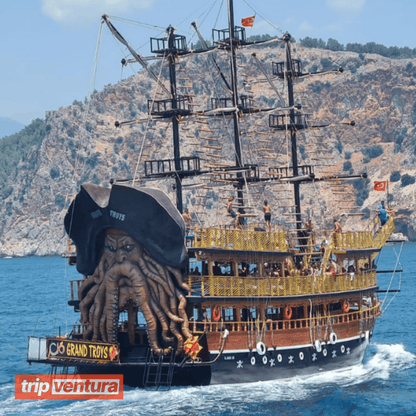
[374,181,387,191]
[241,16,255,27]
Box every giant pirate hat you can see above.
[64,183,188,276]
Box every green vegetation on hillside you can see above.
[0,118,47,199]
[300,37,416,59]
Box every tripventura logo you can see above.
[15,374,123,400]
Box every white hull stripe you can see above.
[209,335,362,355]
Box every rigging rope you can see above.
[381,241,403,313]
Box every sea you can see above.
[0,242,415,416]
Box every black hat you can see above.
[64,183,188,275]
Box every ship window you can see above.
[224,308,235,322]
[240,308,257,321]
[221,262,234,276]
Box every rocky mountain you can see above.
[0,43,415,257]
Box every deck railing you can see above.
[186,271,377,298]
[193,227,289,251]
[191,215,394,253]
[189,303,380,334]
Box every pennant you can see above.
[374,181,387,191]
[184,336,202,360]
[241,15,255,27]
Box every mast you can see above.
[283,34,302,232]
[167,25,183,213]
[227,0,245,220]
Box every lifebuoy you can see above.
[256,341,267,356]
[330,332,337,345]
[342,300,350,313]
[284,306,292,320]
[212,307,221,322]
[315,340,322,353]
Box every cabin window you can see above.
[224,308,235,322]
[240,308,258,321]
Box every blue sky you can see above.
[2,0,415,125]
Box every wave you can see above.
[1,343,414,416]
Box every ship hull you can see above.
[210,333,371,385]
[74,332,371,387]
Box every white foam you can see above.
[1,343,414,416]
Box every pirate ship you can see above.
[28,0,399,388]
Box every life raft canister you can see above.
[284,306,292,320]
[342,300,350,313]
[212,307,221,322]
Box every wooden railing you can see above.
[186,271,377,298]
[189,303,380,334]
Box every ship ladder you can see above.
[143,348,176,391]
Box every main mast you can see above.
[167,25,183,213]
[284,34,302,232]
[227,0,245,220]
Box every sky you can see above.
[2,0,415,125]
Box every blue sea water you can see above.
[0,243,415,416]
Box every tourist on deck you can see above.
[182,208,192,228]
[262,200,272,232]
[377,205,393,226]
[333,219,342,233]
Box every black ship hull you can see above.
[74,332,371,387]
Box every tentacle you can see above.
[92,282,107,341]
[79,284,99,323]
[166,265,190,291]
[175,288,192,339]
[149,297,174,343]
[143,253,175,295]
[79,276,96,300]
[169,319,184,355]
[138,254,174,297]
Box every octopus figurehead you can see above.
[64,184,191,354]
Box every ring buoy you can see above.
[342,300,350,313]
[315,340,322,353]
[330,332,337,345]
[284,306,292,320]
[212,307,221,322]
[256,341,267,356]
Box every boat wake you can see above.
[1,343,414,416]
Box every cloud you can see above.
[326,0,365,12]
[42,0,156,26]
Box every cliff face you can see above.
[0,44,415,257]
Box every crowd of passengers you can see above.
[189,259,375,279]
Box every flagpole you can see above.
[387,180,389,207]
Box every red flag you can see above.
[184,336,202,360]
[374,181,387,191]
[241,15,255,27]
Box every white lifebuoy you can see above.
[250,356,256,365]
[49,342,58,356]
[330,332,337,345]
[341,345,345,353]
[323,348,327,357]
[277,354,283,363]
[256,341,267,356]
[315,340,322,353]
[262,355,268,365]
[299,351,304,360]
